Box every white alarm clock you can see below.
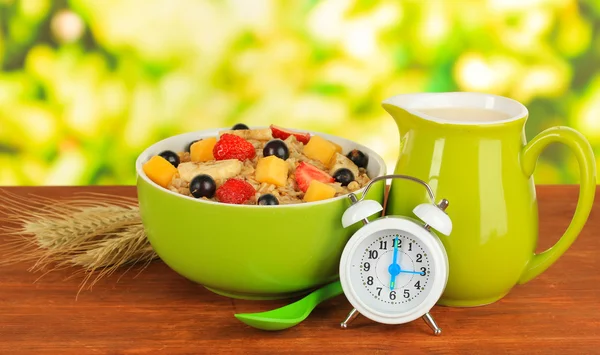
[338,174,452,335]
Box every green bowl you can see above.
[135,128,387,300]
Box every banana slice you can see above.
[329,153,359,179]
[177,159,243,182]
[219,128,273,141]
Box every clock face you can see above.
[348,228,435,316]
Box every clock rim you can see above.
[339,216,449,325]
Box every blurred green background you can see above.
[0,0,599,186]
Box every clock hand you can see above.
[388,236,400,290]
[398,270,424,275]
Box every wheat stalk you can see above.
[0,189,159,296]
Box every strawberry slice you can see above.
[295,161,334,192]
[213,133,256,161]
[270,124,311,144]
[215,178,256,204]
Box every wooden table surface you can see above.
[0,185,598,355]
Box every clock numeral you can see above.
[376,287,382,296]
[368,250,378,259]
[379,241,387,250]
[408,242,412,251]
[363,262,370,271]
[414,281,421,289]
[389,291,396,300]
[416,253,423,262]
[403,289,410,299]
[420,267,427,276]
[393,238,402,248]
[367,276,374,285]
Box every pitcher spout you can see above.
[381,94,423,128]
[382,93,430,114]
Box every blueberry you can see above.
[186,139,200,153]
[333,168,355,186]
[232,123,249,130]
[257,194,279,205]
[158,150,180,167]
[263,139,289,160]
[190,174,216,198]
[346,149,369,168]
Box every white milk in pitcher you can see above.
[417,107,513,122]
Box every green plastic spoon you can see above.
[234,280,344,331]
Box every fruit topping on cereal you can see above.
[347,149,369,169]
[263,139,290,160]
[330,140,343,154]
[190,174,217,199]
[177,159,242,182]
[329,153,359,178]
[303,180,337,202]
[146,125,373,204]
[143,155,178,188]
[215,178,255,204]
[303,135,338,167]
[270,124,311,144]
[219,127,273,141]
[213,133,256,161]
[185,139,200,153]
[190,137,217,162]
[158,150,180,168]
[257,193,279,205]
[295,161,334,193]
[333,168,355,187]
[255,155,289,187]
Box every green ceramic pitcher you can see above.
[382,92,596,307]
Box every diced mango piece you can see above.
[190,137,217,162]
[330,140,343,154]
[143,155,178,188]
[303,180,336,202]
[303,135,337,167]
[255,155,289,186]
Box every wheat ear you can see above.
[0,188,159,295]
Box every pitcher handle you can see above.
[518,126,596,284]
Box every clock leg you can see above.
[340,308,360,329]
[422,312,442,335]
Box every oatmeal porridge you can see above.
[142,124,372,205]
